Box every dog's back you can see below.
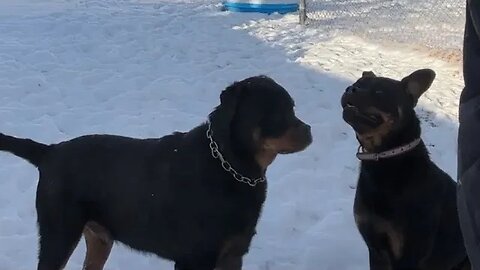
[29,133,191,251]
[0,130,238,257]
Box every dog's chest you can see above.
[197,183,266,229]
[355,210,404,259]
[354,188,405,260]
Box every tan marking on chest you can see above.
[356,108,395,152]
[356,213,404,259]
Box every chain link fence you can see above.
[299,0,465,61]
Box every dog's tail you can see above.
[0,133,50,167]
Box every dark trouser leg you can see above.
[458,0,480,269]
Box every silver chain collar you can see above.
[206,121,266,187]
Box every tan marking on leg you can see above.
[82,221,113,270]
[372,216,404,260]
[356,212,404,260]
[215,233,253,270]
[379,221,404,260]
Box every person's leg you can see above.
[458,0,480,268]
[460,0,480,104]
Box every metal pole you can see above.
[299,0,306,25]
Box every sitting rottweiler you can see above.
[0,75,312,270]
[341,69,470,270]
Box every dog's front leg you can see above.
[215,256,242,270]
[390,241,433,269]
[391,212,438,270]
[215,231,255,270]
[357,220,393,270]
[391,260,422,270]
[368,248,391,270]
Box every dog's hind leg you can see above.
[36,205,86,270]
[36,173,88,270]
[82,221,113,270]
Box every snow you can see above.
[0,0,463,269]
[304,0,465,53]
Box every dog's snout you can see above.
[294,118,311,131]
[345,86,357,94]
[304,123,311,133]
[299,122,312,143]
[304,123,313,144]
[341,91,354,108]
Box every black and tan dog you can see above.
[0,75,312,270]
[341,69,470,270]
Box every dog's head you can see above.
[341,69,435,151]
[209,75,312,169]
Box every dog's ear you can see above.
[362,71,376,78]
[401,69,436,106]
[208,81,242,147]
[218,83,241,121]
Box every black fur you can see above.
[341,70,470,270]
[0,75,312,270]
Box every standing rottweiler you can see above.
[0,75,312,270]
[341,69,470,270]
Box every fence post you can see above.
[299,0,306,25]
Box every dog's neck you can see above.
[205,123,267,185]
[357,114,428,161]
[255,150,277,171]
[357,138,422,160]
[357,120,431,191]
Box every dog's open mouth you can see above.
[343,103,383,126]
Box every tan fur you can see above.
[255,150,277,171]
[216,234,252,270]
[262,128,304,152]
[255,126,305,170]
[356,107,395,152]
[378,219,404,260]
[82,221,113,270]
[355,212,404,260]
[252,128,277,170]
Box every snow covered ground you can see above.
[0,0,463,269]
[304,0,465,53]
